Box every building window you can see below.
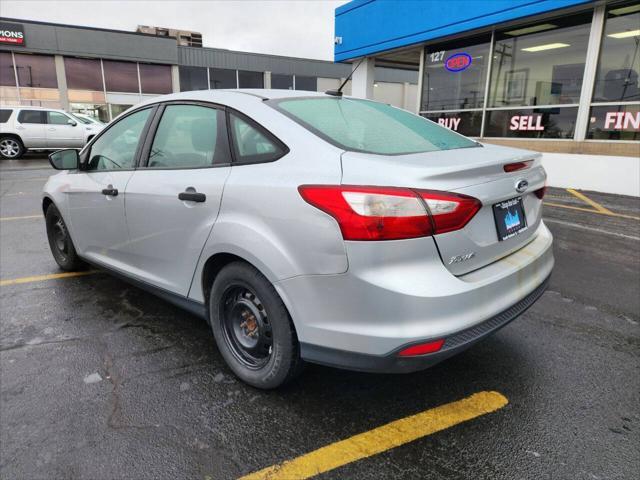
[14,53,58,88]
[593,3,640,103]
[587,3,640,141]
[139,63,172,94]
[238,70,263,88]
[295,76,317,91]
[484,107,578,138]
[272,74,293,90]
[421,35,491,111]
[103,60,139,93]
[70,103,109,123]
[110,104,134,120]
[421,111,483,137]
[209,68,237,89]
[489,14,591,108]
[179,66,208,91]
[64,57,103,91]
[0,52,16,86]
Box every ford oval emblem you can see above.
[515,179,529,193]
[444,53,472,72]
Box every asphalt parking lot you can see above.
[1,155,639,480]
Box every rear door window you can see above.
[228,113,286,163]
[146,104,231,168]
[17,110,46,124]
[0,109,12,123]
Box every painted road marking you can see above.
[544,218,640,241]
[544,202,640,220]
[566,188,615,215]
[0,271,97,287]
[0,214,41,221]
[238,391,508,480]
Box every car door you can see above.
[65,107,154,269]
[15,110,47,147]
[124,102,232,295]
[45,111,85,148]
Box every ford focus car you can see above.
[43,89,553,389]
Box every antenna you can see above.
[325,57,366,97]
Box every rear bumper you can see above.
[299,274,549,373]
[276,221,554,369]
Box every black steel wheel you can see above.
[221,286,273,369]
[210,261,303,389]
[45,203,83,271]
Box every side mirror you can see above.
[49,149,80,170]
[67,119,77,126]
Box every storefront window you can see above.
[238,70,263,88]
[209,68,237,89]
[421,36,491,111]
[484,107,578,138]
[0,52,16,86]
[295,76,317,91]
[139,63,172,94]
[272,74,293,89]
[71,103,109,123]
[593,4,640,102]
[110,104,134,120]
[14,53,57,88]
[489,15,591,107]
[64,57,103,91]
[421,111,483,137]
[587,105,639,140]
[179,66,208,91]
[103,60,139,93]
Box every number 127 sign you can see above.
[445,53,472,72]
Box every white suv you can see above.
[0,106,104,159]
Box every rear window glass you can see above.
[272,97,479,155]
[0,109,12,123]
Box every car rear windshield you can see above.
[0,109,12,123]
[271,97,479,155]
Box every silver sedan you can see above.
[43,89,553,388]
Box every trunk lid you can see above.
[340,143,546,275]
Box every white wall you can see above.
[542,153,640,197]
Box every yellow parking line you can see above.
[0,214,41,221]
[0,270,97,287]
[544,202,640,220]
[566,188,615,215]
[238,391,508,480]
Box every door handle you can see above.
[178,191,206,203]
[102,187,118,196]
[48,128,56,131]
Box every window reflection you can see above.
[179,66,208,91]
[65,57,103,91]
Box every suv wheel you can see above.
[0,136,25,159]
[45,203,84,271]
[209,262,303,389]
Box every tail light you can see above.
[504,160,533,172]
[298,185,481,241]
[534,185,547,199]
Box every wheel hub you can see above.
[222,287,272,368]
[0,139,20,158]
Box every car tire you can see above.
[45,203,84,271]
[209,261,304,389]
[0,136,25,159]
